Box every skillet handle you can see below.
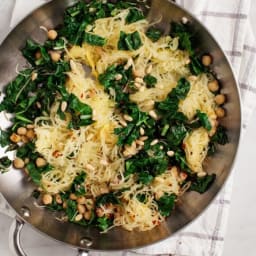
[9,218,27,256]
[77,249,89,256]
[9,217,90,256]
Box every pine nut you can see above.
[149,110,158,120]
[86,164,95,171]
[75,214,83,222]
[115,74,123,80]
[146,64,152,74]
[197,171,207,178]
[120,120,127,127]
[150,139,159,146]
[140,136,148,141]
[123,114,133,122]
[124,58,133,70]
[136,139,144,146]
[134,82,142,88]
[139,127,145,135]
[61,101,67,112]
[167,150,175,157]
[135,77,144,84]
[31,72,38,81]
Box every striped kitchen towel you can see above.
[0,1,256,256]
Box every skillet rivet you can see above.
[80,237,93,247]
[21,206,31,218]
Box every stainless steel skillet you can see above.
[0,0,241,255]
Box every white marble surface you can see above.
[0,1,256,256]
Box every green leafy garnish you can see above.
[146,27,162,42]
[66,199,78,221]
[118,31,142,51]
[96,193,120,206]
[0,156,12,173]
[97,217,113,231]
[67,94,93,129]
[189,56,205,75]
[71,172,86,196]
[190,174,216,193]
[196,110,212,131]
[126,8,145,24]
[157,193,176,217]
[171,22,193,55]
[143,74,157,88]
[84,32,107,46]
[25,162,52,185]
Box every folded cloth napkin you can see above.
[1,0,256,256]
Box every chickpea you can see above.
[47,29,58,40]
[17,127,27,136]
[13,158,25,169]
[208,80,219,92]
[77,204,86,214]
[50,51,61,62]
[21,136,29,144]
[84,211,91,220]
[55,194,62,204]
[215,107,225,118]
[10,133,21,143]
[36,157,47,168]
[201,54,212,66]
[77,196,86,204]
[96,207,104,217]
[63,201,67,209]
[42,194,53,205]
[69,193,77,200]
[26,129,35,140]
[35,51,42,60]
[215,94,226,105]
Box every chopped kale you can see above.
[0,156,12,173]
[190,174,216,193]
[196,110,212,131]
[118,31,142,51]
[84,32,107,46]
[157,193,176,217]
[126,8,145,24]
[143,74,157,88]
[96,193,120,206]
[146,27,162,42]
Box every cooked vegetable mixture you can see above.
[0,0,228,232]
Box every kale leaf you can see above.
[196,110,212,131]
[157,193,176,217]
[143,74,157,88]
[84,32,107,46]
[97,216,113,231]
[126,8,145,24]
[118,31,142,51]
[96,193,120,206]
[0,156,12,173]
[71,172,86,196]
[190,174,216,193]
[67,94,93,129]
[146,27,162,42]
[171,22,194,56]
